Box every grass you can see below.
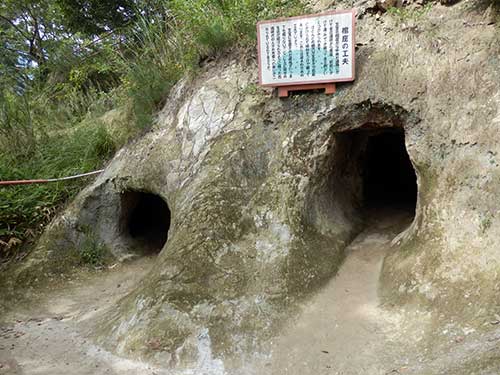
[387,3,433,24]
[79,226,112,267]
[0,113,117,259]
[0,0,306,261]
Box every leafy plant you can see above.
[480,214,493,234]
[79,228,110,267]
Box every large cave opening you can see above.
[319,126,418,234]
[361,129,417,213]
[120,191,171,255]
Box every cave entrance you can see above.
[120,191,171,254]
[328,127,418,227]
[361,129,417,213]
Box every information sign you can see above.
[257,10,356,87]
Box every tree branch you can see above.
[0,14,31,40]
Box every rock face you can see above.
[12,0,500,370]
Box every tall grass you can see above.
[0,87,117,259]
[119,0,305,129]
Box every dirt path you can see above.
[252,209,419,375]
[0,256,175,375]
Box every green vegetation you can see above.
[480,214,493,234]
[79,227,111,266]
[0,0,305,260]
[387,3,433,24]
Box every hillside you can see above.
[1,0,500,374]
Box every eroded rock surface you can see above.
[5,0,500,372]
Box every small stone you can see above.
[490,314,500,325]
[377,0,397,11]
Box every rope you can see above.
[0,169,105,186]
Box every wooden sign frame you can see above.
[257,9,356,96]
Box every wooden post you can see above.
[278,83,336,98]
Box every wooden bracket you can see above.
[277,83,336,98]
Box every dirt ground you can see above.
[249,210,422,375]
[0,257,173,375]
[1,211,499,375]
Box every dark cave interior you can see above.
[120,191,171,254]
[361,130,417,212]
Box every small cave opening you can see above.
[361,129,417,213]
[120,191,171,255]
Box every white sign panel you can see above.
[257,10,356,87]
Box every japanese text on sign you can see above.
[257,10,355,86]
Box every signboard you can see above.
[257,10,356,87]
